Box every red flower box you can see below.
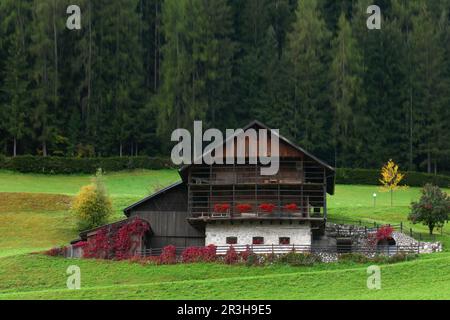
[283,203,299,211]
[214,203,230,213]
[259,203,276,213]
[236,204,252,213]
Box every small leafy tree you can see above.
[380,159,406,206]
[409,184,450,235]
[72,169,112,231]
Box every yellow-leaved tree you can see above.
[72,169,112,231]
[379,159,406,206]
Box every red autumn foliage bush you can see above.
[259,203,276,213]
[73,241,88,248]
[44,246,67,257]
[239,246,252,261]
[114,218,150,260]
[236,204,252,213]
[82,218,149,260]
[283,203,299,211]
[83,227,110,259]
[376,225,394,241]
[224,246,239,264]
[214,203,230,213]
[159,245,177,264]
[181,245,217,263]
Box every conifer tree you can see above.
[285,0,331,154]
[329,12,364,167]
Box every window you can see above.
[279,237,290,245]
[252,237,264,245]
[226,237,237,245]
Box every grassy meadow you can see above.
[0,169,449,299]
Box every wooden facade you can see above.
[77,120,335,250]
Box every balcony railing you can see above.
[188,161,326,185]
[189,207,325,220]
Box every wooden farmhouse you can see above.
[73,120,336,255]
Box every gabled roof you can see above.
[122,120,336,215]
[123,181,184,216]
[179,120,335,173]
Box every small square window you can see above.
[226,237,237,245]
[252,237,264,245]
[279,237,290,245]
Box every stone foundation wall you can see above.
[205,221,311,246]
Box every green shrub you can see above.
[277,251,317,266]
[0,155,173,174]
[387,253,418,264]
[338,253,370,263]
[72,169,113,231]
[336,168,450,188]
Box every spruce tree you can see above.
[285,0,331,155]
[0,0,31,156]
[329,12,364,167]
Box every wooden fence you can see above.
[137,243,421,257]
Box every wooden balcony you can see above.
[188,206,325,225]
[188,161,327,186]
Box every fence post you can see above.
[364,226,367,236]
[410,228,413,237]
[400,222,403,233]
[272,244,274,255]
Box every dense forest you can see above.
[0,0,449,173]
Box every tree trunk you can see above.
[43,141,47,157]
[119,143,123,157]
[427,151,431,174]
[13,137,17,157]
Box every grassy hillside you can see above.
[0,169,448,257]
[0,169,179,257]
[0,169,449,299]
[0,253,449,299]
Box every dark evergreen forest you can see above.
[1,0,449,173]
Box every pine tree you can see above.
[29,0,63,156]
[157,0,235,145]
[285,0,331,155]
[0,0,31,156]
[329,12,365,167]
[410,2,448,173]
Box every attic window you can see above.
[226,237,237,245]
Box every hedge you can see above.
[336,168,450,188]
[0,155,174,174]
[0,156,449,188]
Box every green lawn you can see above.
[0,169,179,257]
[0,169,449,299]
[0,169,179,197]
[0,253,449,299]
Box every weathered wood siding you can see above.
[127,183,205,248]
